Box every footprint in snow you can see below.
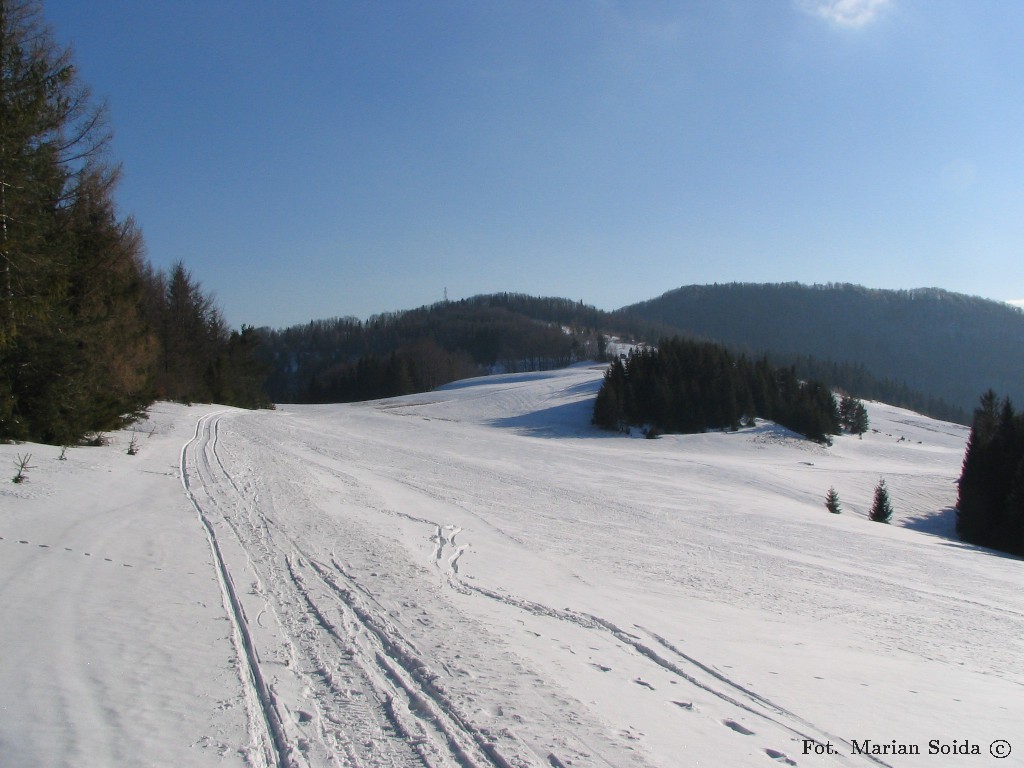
[4,536,134,567]
[722,719,755,736]
[765,748,797,765]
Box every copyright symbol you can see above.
[990,740,1011,759]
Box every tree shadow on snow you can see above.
[901,506,958,540]
[935,538,1024,561]
[903,507,1024,561]
[487,401,615,439]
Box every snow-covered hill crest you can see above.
[2,366,1020,768]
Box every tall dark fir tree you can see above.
[956,391,1024,555]
[0,0,155,442]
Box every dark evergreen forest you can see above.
[0,1,267,444]
[592,338,854,444]
[956,391,1024,557]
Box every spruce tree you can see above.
[870,479,893,523]
[1001,457,1024,557]
[825,486,841,514]
[839,394,869,436]
[592,358,626,431]
[956,390,1001,545]
[956,392,1023,551]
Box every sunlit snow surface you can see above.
[2,364,1021,768]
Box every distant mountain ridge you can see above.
[618,283,1024,414]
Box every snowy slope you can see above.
[2,365,1021,768]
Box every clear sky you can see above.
[43,0,1024,328]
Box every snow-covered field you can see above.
[2,364,1021,768]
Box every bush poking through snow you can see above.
[127,431,140,456]
[12,454,35,484]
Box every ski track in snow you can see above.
[179,408,644,767]
[182,409,566,768]
[181,411,290,768]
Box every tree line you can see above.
[0,1,267,445]
[956,390,1024,557]
[592,338,867,444]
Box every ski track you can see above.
[181,411,288,768]
[182,410,538,768]
[175,405,926,768]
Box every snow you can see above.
[2,364,1022,768]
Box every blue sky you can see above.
[44,0,1024,328]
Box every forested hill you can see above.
[619,283,1024,415]
[255,290,964,422]
[256,294,663,403]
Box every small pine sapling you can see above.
[825,486,841,514]
[127,431,140,456]
[12,454,35,484]
[870,479,893,523]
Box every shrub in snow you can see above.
[12,454,35,484]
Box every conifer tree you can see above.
[0,0,155,442]
[870,479,893,523]
[839,394,869,436]
[956,390,1001,545]
[825,486,841,514]
[956,391,1024,554]
[1001,457,1024,557]
[592,358,626,431]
